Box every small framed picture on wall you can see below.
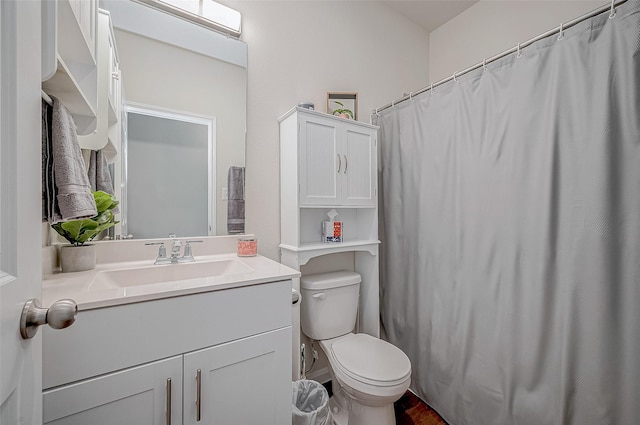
[327,92,358,120]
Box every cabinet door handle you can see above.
[343,155,348,174]
[166,378,172,425]
[336,154,342,173]
[196,369,202,422]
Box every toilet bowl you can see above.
[300,271,412,425]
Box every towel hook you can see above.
[516,43,522,58]
[609,0,616,18]
[557,22,564,40]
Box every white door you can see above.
[299,114,340,206]
[183,328,292,425]
[0,1,44,424]
[42,356,182,425]
[341,126,377,206]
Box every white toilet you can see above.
[300,271,411,425]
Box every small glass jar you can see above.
[237,237,257,257]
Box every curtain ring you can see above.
[482,58,487,71]
[430,83,434,95]
[453,72,458,83]
[375,108,380,117]
[391,100,396,109]
[609,0,616,18]
[516,43,522,58]
[409,92,413,102]
[557,22,564,40]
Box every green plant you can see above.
[331,101,354,119]
[52,191,120,246]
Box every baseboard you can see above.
[305,366,331,384]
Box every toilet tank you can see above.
[300,271,361,340]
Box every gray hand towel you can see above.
[51,96,97,221]
[88,150,119,213]
[227,166,245,234]
[42,99,60,223]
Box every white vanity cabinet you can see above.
[42,280,293,425]
[290,109,377,207]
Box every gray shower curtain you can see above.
[375,2,640,424]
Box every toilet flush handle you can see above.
[312,292,326,300]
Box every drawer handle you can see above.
[196,369,202,422]
[166,378,172,425]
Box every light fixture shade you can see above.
[142,0,242,35]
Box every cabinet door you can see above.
[299,114,341,205]
[184,328,292,425]
[341,125,377,206]
[43,356,182,425]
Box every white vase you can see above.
[59,244,96,273]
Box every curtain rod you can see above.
[374,0,628,115]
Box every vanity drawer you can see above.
[43,279,292,389]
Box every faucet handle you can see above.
[180,240,203,263]
[145,242,169,264]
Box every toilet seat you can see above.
[323,334,411,388]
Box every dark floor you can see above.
[394,391,448,425]
[322,381,448,425]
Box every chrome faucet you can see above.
[170,239,182,261]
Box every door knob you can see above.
[20,298,77,340]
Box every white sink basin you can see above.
[91,259,253,288]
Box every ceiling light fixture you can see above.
[137,0,242,35]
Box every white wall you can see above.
[429,0,603,82]
[232,1,431,260]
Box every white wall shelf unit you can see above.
[77,9,122,156]
[279,107,380,379]
[42,0,99,135]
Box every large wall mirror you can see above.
[102,0,246,238]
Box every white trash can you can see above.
[292,380,330,425]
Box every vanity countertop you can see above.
[43,253,300,310]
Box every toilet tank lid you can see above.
[301,271,361,290]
